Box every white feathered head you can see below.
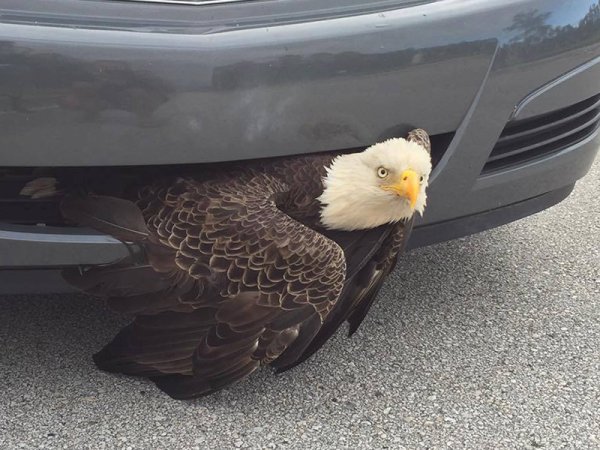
[319,130,432,231]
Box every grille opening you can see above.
[483,94,600,173]
[428,131,454,168]
[120,0,249,3]
[0,131,452,227]
[0,167,160,227]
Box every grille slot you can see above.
[0,131,453,226]
[483,94,600,173]
[118,0,250,4]
[0,170,63,225]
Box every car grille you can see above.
[482,94,600,173]
[120,0,250,4]
[0,131,452,227]
[0,170,64,226]
[0,167,151,226]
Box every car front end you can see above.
[1,0,599,293]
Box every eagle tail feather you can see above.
[60,194,149,243]
[151,374,213,400]
[270,314,322,370]
[346,271,389,336]
[62,264,171,298]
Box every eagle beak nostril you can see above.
[381,169,419,208]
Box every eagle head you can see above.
[318,136,432,231]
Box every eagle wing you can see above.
[61,173,345,399]
[274,219,414,372]
[271,130,427,371]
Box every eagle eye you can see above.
[377,167,388,178]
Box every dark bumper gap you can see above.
[0,130,453,227]
[0,167,149,226]
[117,0,253,4]
[482,94,600,173]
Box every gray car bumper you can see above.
[1,0,599,293]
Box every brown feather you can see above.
[62,264,171,298]
[407,128,431,154]
[60,194,149,242]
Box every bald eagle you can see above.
[21,129,432,399]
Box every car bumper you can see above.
[0,182,577,294]
[1,0,599,293]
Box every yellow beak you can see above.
[382,169,420,208]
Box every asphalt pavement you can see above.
[1,159,599,450]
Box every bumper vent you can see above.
[120,0,249,4]
[0,132,453,227]
[0,170,63,226]
[483,94,600,173]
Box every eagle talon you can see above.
[19,177,60,199]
